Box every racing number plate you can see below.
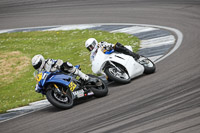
[68,81,77,92]
[36,73,43,83]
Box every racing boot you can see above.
[114,42,140,60]
[74,68,89,81]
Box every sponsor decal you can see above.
[73,90,84,98]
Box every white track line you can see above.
[140,35,176,49]
[44,24,100,31]
[0,29,13,34]
[111,26,158,34]
[7,100,50,112]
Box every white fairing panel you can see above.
[107,54,144,78]
[91,47,144,78]
[125,57,144,78]
[92,49,107,74]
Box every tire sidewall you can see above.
[87,74,108,98]
[46,88,74,109]
[143,59,156,74]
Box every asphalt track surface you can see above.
[0,0,200,133]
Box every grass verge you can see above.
[0,29,140,113]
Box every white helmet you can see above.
[32,54,45,71]
[85,38,98,51]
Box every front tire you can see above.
[46,84,74,109]
[104,64,131,84]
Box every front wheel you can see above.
[104,64,131,84]
[87,75,108,98]
[46,84,74,109]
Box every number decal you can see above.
[68,82,77,92]
[36,73,43,83]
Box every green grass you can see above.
[0,29,140,113]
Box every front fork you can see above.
[53,84,67,95]
[53,84,76,100]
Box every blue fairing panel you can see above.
[46,74,72,86]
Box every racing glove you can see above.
[100,41,114,51]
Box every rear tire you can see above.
[87,75,108,98]
[140,57,156,74]
[46,84,74,109]
[104,64,131,84]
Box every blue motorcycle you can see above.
[34,65,108,109]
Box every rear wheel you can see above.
[104,64,131,84]
[139,56,156,74]
[46,84,74,109]
[87,75,108,98]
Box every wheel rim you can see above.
[52,86,72,103]
[53,93,69,103]
[139,57,154,68]
[108,67,129,80]
[96,80,106,90]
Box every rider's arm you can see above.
[44,59,63,72]
[100,41,114,53]
[90,42,114,61]
[51,59,63,72]
[90,43,100,62]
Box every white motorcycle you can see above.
[91,46,156,84]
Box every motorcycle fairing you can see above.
[46,73,73,87]
[92,49,108,74]
[105,53,144,78]
[92,48,144,78]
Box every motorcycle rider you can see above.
[31,54,92,82]
[85,38,140,62]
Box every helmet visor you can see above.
[33,59,42,70]
[87,45,94,51]
[87,40,96,51]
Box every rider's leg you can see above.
[73,68,89,80]
[61,62,97,83]
[61,62,89,80]
[114,42,140,60]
